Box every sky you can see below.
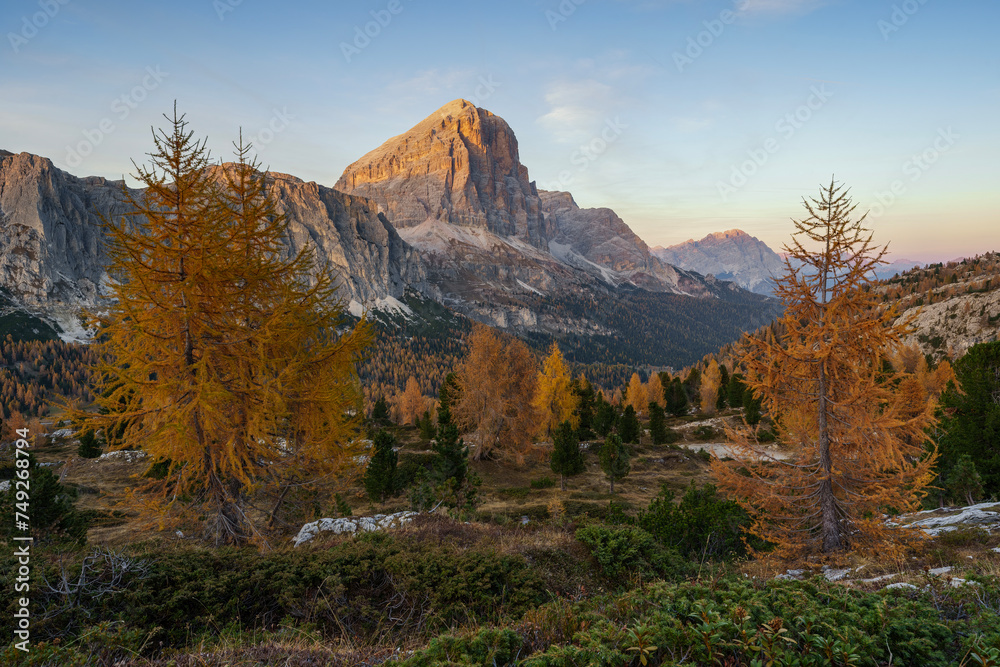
[2,0,998,263]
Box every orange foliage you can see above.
[712,180,938,559]
[453,324,539,463]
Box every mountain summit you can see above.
[653,229,785,295]
[336,99,553,248]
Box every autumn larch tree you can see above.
[398,375,425,426]
[625,372,648,416]
[699,359,721,416]
[647,372,664,409]
[712,179,937,557]
[452,324,538,462]
[533,342,578,436]
[76,109,370,544]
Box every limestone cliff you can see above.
[0,152,425,334]
[336,98,554,248]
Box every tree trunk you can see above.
[560,474,566,491]
[610,477,615,494]
[818,364,842,552]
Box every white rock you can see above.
[885,582,918,590]
[823,568,852,582]
[0,481,9,492]
[293,511,417,547]
[928,566,953,576]
[98,450,147,463]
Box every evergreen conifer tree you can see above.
[599,433,630,494]
[550,420,585,490]
[364,429,398,503]
[618,404,641,444]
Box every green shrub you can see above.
[636,482,756,561]
[575,524,687,582]
[692,424,715,440]
[530,476,556,489]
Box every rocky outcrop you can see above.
[653,230,785,295]
[539,190,692,293]
[293,511,418,546]
[336,98,554,249]
[264,171,426,304]
[0,152,426,334]
[0,151,123,309]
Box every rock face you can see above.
[0,152,425,334]
[539,190,707,294]
[0,151,122,309]
[653,230,785,295]
[336,98,554,248]
[336,99,722,308]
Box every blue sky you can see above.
[2,0,997,261]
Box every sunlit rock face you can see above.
[336,98,554,249]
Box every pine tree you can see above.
[712,179,938,557]
[550,420,585,491]
[648,401,671,445]
[533,343,578,436]
[572,375,596,440]
[666,377,689,417]
[949,454,984,506]
[364,429,398,503]
[371,396,391,425]
[75,109,370,544]
[599,433,630,493]
[717,364,730,410]
[593,392,616,437]
[618,404,641,444]
[939,341,1000,496]
[727,372,746,409]
[76,429,101,459]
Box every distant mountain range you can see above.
[0,99,781,367]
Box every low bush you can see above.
[636,482,758,561]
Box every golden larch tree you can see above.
[532,342,578,436]
[711,179,938,558]
[398,375,425,426]
[77,110,370,545]
[700,359,721,416]
[625,372,647,416]
[646,372,664,408]
[452,324,538,463]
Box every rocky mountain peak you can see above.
[653,229,785,295]
[335,99,553,248]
